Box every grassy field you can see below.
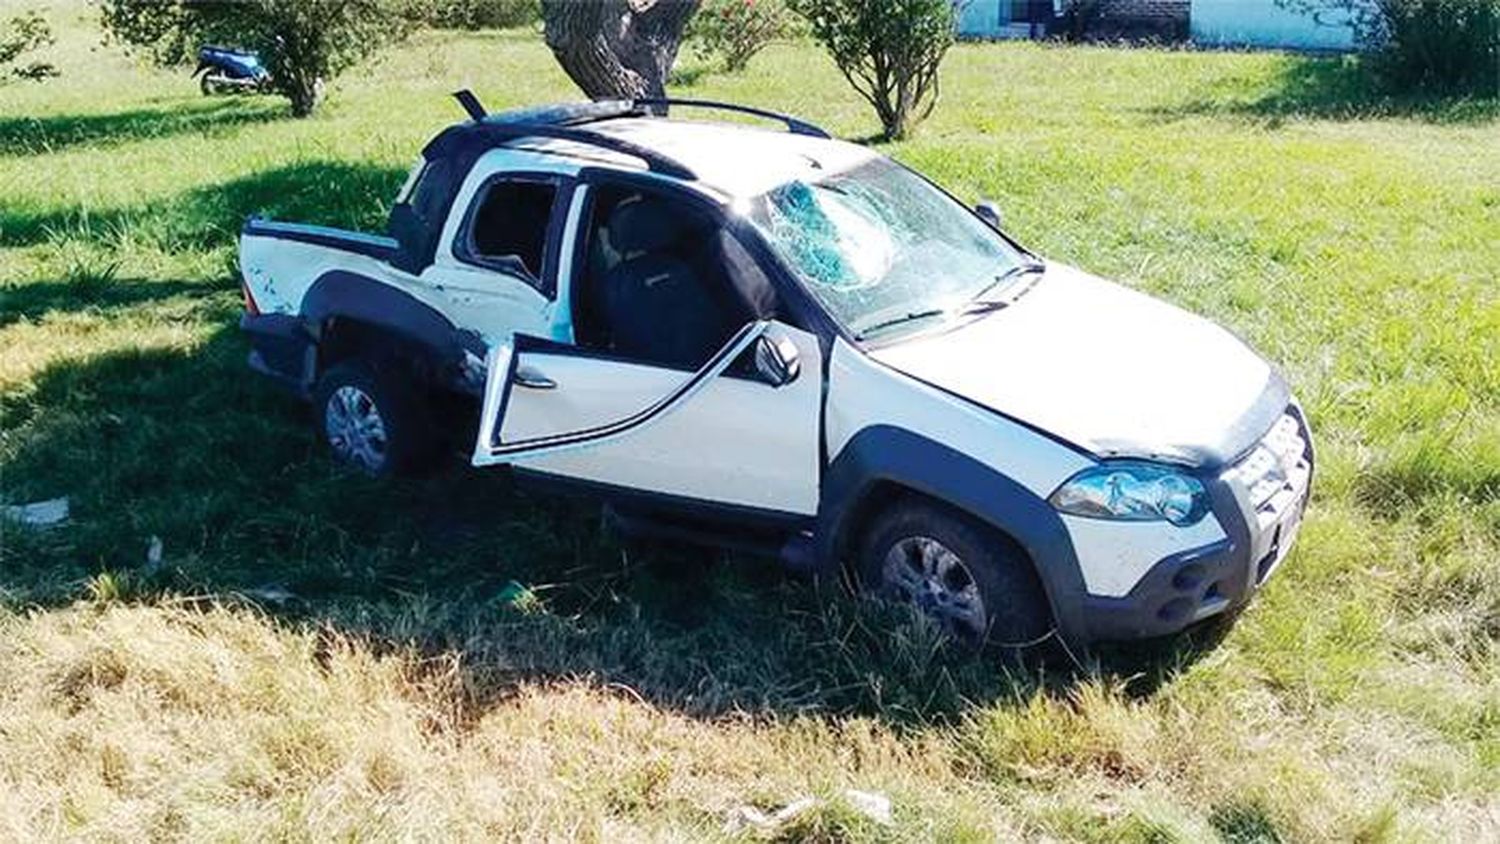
[2,1,1498,840]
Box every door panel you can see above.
[421,263,552,343]
[474,322,822,516]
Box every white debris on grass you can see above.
[841,789,893,825]
[145,535,164,574]
[723,789,893,835]
[241,585,295,606]
[1,497,69,527]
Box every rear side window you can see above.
[460,178,559,290]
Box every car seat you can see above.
[600,198,736,367]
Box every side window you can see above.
[572,184,778,369]
[459,178,559,291]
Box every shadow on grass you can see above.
[0,98,287,158]
[1147,53,1499,126]
[1210,801,1285,843]
[0,326,1229,724]
[1,159,405,250]
[0,276,214,328]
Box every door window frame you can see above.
[575,167,848,350]
[565,168,840,365]
[452,171,575,299]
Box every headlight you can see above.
[1049,462,1209,526]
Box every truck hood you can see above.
[869,265,1288,467]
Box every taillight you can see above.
[241,279,261,316]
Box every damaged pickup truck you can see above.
[238,94,1312,651]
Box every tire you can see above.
[199,74,216,96]
[858,498,1053,649]
[311,359,436,477]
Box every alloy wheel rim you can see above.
[325,385,388,472]
[880,536,987,639]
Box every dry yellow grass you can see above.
[1,600,1495,841]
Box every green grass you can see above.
[2,1,1498,839]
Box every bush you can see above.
[425,0,540,30]
[1281,0,1499,95]
[1,9,58,82]
[1372,0,1498,94]
[98,0,419,117]
[690,0,792,73]
[789,0,957,139]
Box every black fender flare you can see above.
[300,270,484,385]
[816,425,1091,649]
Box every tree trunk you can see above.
[284,74,321,118]
[540,0,700,101]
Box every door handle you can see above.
[513,366,556,390]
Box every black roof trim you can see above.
[424,121,696,181]
[633,98,831,139]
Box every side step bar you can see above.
[603,506,825,574]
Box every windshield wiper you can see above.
[966,261,1046,307]
[853,308,947,340]
[853,263,1045,341]
[957,261,1047,318]
[959,298,1012,317]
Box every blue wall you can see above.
[958,0,1011,38]
[1190,0,1362,50]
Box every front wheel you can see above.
[858,499,1054,649]
[311,360,435,477]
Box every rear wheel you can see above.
[312,359,436,477]
[858,499,1053,649]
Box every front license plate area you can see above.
[1257,493,1306,585]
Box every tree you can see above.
[98,0,415,117]
[790,0,956,140]
[690,0,794,73]
[540,0,700,100]
[1,10,58,82]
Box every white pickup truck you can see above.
[238,95,1312,651]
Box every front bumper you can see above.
[1079,406,1313,642]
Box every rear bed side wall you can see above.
[240,233,430,319]
[240,226,481,390]
[819,339,1099,644]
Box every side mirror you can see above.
[753,331,801,388]
[975,200,1003,231]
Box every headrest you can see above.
[608,197,688,254]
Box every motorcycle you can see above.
[193,45,273,96]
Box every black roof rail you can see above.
[443,91,693,179]
[633,97,830,139]
[454,89,487,120]
[441,93,830,179]
[467,121,696,180]
[482,99,643,127]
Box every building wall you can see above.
[957,0,1002,37]
[954,0,1359,49]
[955,0,1191,41]
[1094,0,1190,39]
[1189,0,1362,50]
[956,0,1037,39]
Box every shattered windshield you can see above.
[747,158,1028,340]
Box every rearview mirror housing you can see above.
[753,331,801,388]
[975,200,1003,230]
